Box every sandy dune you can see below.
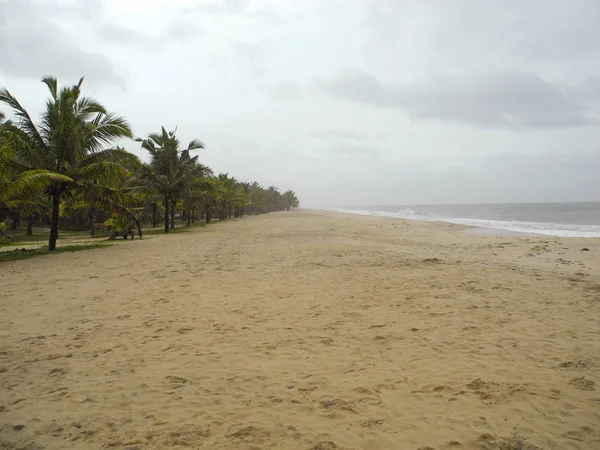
[1,210,600,449]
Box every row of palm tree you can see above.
[0,77,299,250]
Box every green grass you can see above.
[4,227,114,245]
[1,220,210,260]
[0,243,109,263]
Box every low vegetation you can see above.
[0,76,299,258]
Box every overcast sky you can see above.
[1,0,599,207]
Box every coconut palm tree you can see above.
[0,77,137,250]
[181,171,218,227]
[135,128,207,233]
[282,189,299,210]
[1,124,70,234]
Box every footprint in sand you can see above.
[48,368,67,377]
[559,360,590,369]
[164,375,188,389]
[226,425,271,443]
[569,377,595,391]
[318,398,357,413]
[310,441,339,450]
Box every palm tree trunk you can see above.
[164,194,170,233]
[170,200,176,229]
[27,215,34,236]
[191,208,196,223]
[151,201,157,228]
[89,209,95,237]
[49,193,61,251]
[10,213,19,230]
[186,208,191,227]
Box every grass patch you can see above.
[5,221,209,243]
[0,243,109,263]
[5,227,114,245]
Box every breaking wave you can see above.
[331,207,600,238]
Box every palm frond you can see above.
[6,170,72,199]
[86,112,133,152]
[187,139,204,151]
[0,87,47,150]
[72,161,132,184]
[41,76,58,101]
[80,148,140,168]
[76,97,107,119]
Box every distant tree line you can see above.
[0,77,299,249]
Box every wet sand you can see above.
[1,210,600,449]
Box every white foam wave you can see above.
[332,208,437,221]
[331,208,600,238]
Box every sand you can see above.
[1,210,600,450]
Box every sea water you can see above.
[331,202,600,238]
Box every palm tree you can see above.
[265,186,283,212]
[0,77,136,250]
[1,122,70,235]
[181,171,218,227]
[282,189,299,210]
[135,128,206,233]
[214,173,246,220]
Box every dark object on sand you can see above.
[423,258,441,263]
[581,248,590,251]
[107,228,137,240]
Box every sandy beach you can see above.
[1,210,599,449]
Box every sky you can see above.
[1,0,599,207]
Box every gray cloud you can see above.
[177,0,281,24]
[364,1,600,68]
[231,41,269,78]
[505,1,600,63]
[268,81,300,100]
[0,1,125,87]
[312,130,366,140]
[314,68,600,130]
[69,1,204,48]
[2,0,599,208]
[0,0,203,87]
[93,20,203,48]
[311,130,387,141]
[331,143,380,159]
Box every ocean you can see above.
[331,202,600,238]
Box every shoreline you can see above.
[1,210,599,449]
[319,207,600,239]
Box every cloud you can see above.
[67,1,205,49]
[311,130,388,141]
[312,130,366,140]
[314,68,600,130]
[0,0,204,87]
[331,143,380,159]
[363,1,600,69]
[0,10,124,87]
[231,41,269,77]
[268,81,300,100]
[0,1,125,87]
[178,0,281,23]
